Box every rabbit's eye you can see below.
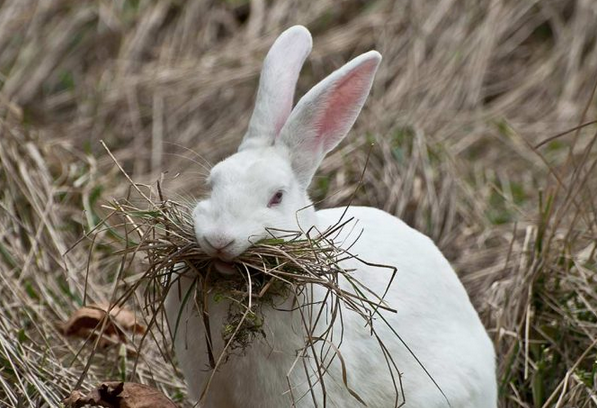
[268,191,284,208]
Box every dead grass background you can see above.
[0,0,596,406]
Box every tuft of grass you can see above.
[0,120,186,406]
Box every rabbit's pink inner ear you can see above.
[277,51,381,187]
[312,61,379,152]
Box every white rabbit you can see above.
[166,25,497,408]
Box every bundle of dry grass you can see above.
[96,160,403,404]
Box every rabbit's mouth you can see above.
[213,259,237,275]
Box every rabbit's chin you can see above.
[213,260,237,275]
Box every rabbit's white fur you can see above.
[166,25,497,407]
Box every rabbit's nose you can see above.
[203,235,235,252]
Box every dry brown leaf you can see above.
[63,382,177,408]
[61,303,146,346]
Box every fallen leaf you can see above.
[63,382,177,408]
[61,303,145,346]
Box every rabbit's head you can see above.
[192,26,381,273]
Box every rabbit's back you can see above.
[315,206,497,407]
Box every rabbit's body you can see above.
[315,206,496,407]
[166,25,497,407]
[166,206,496,407]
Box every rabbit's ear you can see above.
[238,26,312,151]
[277,51,381,187]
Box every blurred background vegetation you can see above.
[0,0,596,406]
